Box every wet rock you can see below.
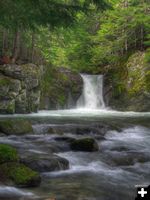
[54,136,76,143]
[0,163,41,187]
[21,155,69,172]
[48,127,65,135]
[76,124,116,136]
[110,152,150,166]
[70,138,99,152]
[76,127,105,135]
[76,128,93,135]
[0,144,19,164]
[53,136,76,152]
[0,132,5,137]
[0,119,33,135]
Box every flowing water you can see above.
[0,75,150,200]
[77,74,105,109]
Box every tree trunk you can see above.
[2,29,8,55]
[12,29,20,64]
[140,25,144,50]
[31,32,35,63]
[125,37,128,52]
[134,31,137,49]
[123,0,128,8]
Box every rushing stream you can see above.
[0,75,150,200]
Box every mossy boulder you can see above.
[0,119,33,135]
[70,138,99,152]
[0,163,41,187]
[0,144,19,164]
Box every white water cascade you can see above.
[77,74,105,109]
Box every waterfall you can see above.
[77,74,105,109]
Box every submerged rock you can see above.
[0,119,33,135]
[70,138,99,152]
[21,155,69,172]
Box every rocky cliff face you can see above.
[105,51,150,111]
[0,64,83,114]
[0,64,42,114]
[40,67,83,110]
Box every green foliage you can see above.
[0,0,109,30]
[0,0,109,63]
[0,144,19,164]
[145,70,150,91]
[45,0,150,73]
[145,47,150,64]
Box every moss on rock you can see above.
[108,51,150,111]
[40,67,83,109]
[0,119,33,135]
[0,144,19,164]
[0,163,41,187]
[0,77,11,86]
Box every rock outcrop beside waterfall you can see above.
[0,64,83,113]
[105,51,150,111]
[0,64,42,114]
[40,67,83,109]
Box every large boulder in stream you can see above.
[0,144,41,187]
[0,119,33,135]
[70,138,99,152]
[21,154,69,172]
